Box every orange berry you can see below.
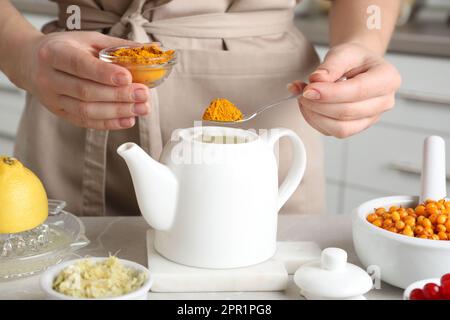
[421,218,432,228]
[437,215,447,225]
[367,213,378,223]
[391,211,400,222]
[432,234,440,240]
[436,224,447,233]
[372,219,383,227]
[426,203,438,215]
[389,206,399,213]
[404,216,416,227]
[383,219,393,228]
[414,225,424,235]
[375,207,386,215]
[438,232,448,240]
[388,227,398,233]
[429,214,438,224]
[415,205,426,215]
[402,226,414,237]
[424,227,434,236]
[395,220,405,230]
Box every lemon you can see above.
[0,156,48,234]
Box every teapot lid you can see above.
[293,248,373,299]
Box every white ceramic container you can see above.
[353,195,450,289]
[40,257,152,300]
[118,126,306,268]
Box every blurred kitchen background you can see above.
[1,0,449,214]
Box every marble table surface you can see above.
[0,214,404,300]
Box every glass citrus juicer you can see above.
[99,43,177,88]
[0,199,89,280]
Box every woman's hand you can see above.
[288,43,401,138]
[13,31,149,130]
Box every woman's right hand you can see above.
[12,31,150,130]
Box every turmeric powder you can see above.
[111,44,175,65]
[202,98,244,122]
[109,44,176,87]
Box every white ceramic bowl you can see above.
[403,278,439,300]
[40,257,152,300]
[353,195,450,289]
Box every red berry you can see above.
[423,283,441,300]
[441,280,450,299]
[410,288,426,300]
[441,273,450,284]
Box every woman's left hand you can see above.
[288,42,402,138]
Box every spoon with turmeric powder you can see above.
[202,77,347,124]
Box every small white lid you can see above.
[293,248,373,299]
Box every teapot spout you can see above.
[117,143,178,230]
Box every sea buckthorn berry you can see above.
[368,200,450,240]
[395,220,405,230]
[372,219,382,227]
[414,225,424,235]
[415,205,426,215]
[421,218,432,228]
[391,211,400,222]
[438,232,448,240]
[388,227,397,233]
[429,214,438,224]
[402,226,414,237]
[383,219,393,228]
[426,203,438,215]
[445,220,450,230]
[382,213,391,220]
[367,213,378,223]
[389,206,399,213]
[404,216,416,227]
[437,215,447,225]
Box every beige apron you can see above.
[14,0,326,216]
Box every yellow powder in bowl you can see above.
[110,44,175,86]
[111,45,174,65]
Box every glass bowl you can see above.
[99,43,177,88]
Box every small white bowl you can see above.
[40,257,152,300]
[403,278,439,300]
[352,195,450,289]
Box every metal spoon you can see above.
[204,76,347,125]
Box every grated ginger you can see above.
[52,256,147,298]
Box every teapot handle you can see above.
[265,128,307,211]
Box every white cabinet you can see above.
[316,45,450,214]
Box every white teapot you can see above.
[118,126,306,268]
